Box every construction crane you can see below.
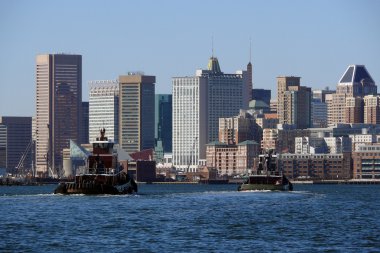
[15,139,33,176]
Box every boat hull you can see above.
[238,174,293,191]
[238,183,287,191]
[54,182,136,195]
[54,172,138,195]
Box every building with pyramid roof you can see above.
[329,65,377,125]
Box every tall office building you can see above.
[155,94,172,153]
[89,80,119,143]
[218,110,261,145]
[345,97,364,123]
[0,125,7,168]
[329,65,376,125]
[119,74,155,154]
[364,95,380,124]
[312,89,331,128]
[277,76,311,129]
[0,117,32,173]
[252,89,271,106]
[35,54,82,177]
[172,76,208,172]
[173,56,250,171]
[80,101,89,144]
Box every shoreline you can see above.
[2,179,380,186]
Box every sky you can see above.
[0,0,379,117]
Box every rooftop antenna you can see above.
[249,37,252,63]
[211,35,214,58]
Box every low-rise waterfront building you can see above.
[352,144,380,179]
[279,153,351,180]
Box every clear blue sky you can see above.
[0,0,379,116]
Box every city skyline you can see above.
[1,0,380,117]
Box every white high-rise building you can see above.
[172,76,208,172]
[172,57,250,172]
[89,80,119,143]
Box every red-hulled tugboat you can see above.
[54,129,137,195]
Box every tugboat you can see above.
[238,150,293,191]
[54,129,137,195]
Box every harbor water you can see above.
[0,184,379,252]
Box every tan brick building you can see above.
[206,140,259,176]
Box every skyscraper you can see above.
[0,117,32,173]
[364,95,380,124]
[252,88,271,106]
[0,125,7,169]
[172,56,250,171]
[89,80,119,143]
[277,76,312,129]
[119,74,155,154]
[35,54,82,177]
[80,101,89,144]
[345,97,364,124]
[155,94,172,153]
[329,65,377,125]
[172,76,208,172]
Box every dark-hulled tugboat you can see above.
[54,129,137,195]
[238,150,293,191]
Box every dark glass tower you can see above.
[155,94,172,153]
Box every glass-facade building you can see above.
[0,117,33,174]
[155,94,172,153]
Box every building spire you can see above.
[249,37,252,63]
[211,35,214,58]
[247,37,253,89]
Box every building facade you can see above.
[345,97,364,124]
[364,95,380,124]
[252,88,271,106]
[311,99,328,128]
[218,110,260,145]
[89,80,119,143]
[206,140,259,176]
[119,74,155,154]
[80,101,89,144]
[0,125,7,168]
[279,153,352,180]
[172,76,208,172]
[172,57,250,172]
[329,65,377,125]
[352,144,380,179]
[0,117,33,174]
[155,94,172,153]
[277,76,312,129]
[35,54,82,177]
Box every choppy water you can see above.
[0,184,379,252]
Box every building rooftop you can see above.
[339,65,375,84]
[237,140,258,145]
[207,57,222,74]
[206,141,228,146]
